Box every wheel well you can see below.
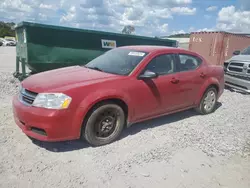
[100,98,129,118]
[81,98,129,136]
[196,84,219,106]
[199,84,219,103]
[208,84,219,93]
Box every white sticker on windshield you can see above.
[128,52,145,56]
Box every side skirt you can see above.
[126,105,196,128]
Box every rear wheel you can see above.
[195,87,218,115]
[82,103,125,146]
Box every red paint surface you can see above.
[12,46,224,141]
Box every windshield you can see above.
[241,46,250,55]
[84,48,148,75]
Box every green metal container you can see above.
[13,21,177,80]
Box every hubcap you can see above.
[204,90,216,111]
[100,116,114,132]
[94,109,118,138]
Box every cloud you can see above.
[144,0,192,7]
[60,6,76,23]
[0,0,33,13]
[80,0,104,8]
[174,27,214,34]
[239,0,250,10]
[216,6,250,32]
[190,5,250,33]
[188,27,195,32]
[171,30,186,34]
[171,7,196,15]
[119,0,192,7]
[123,7,145,21]
[38,13,47,21]
[196,28,214,32]
[157,23,169,33]
[204,15,211,20]
[58,0,194,34]
[0,0,196,36]
[0,0,62,24]
[39,4,53,10]
[206,6,217,12]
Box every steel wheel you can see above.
[83,103,125,146]
[94,108,119,138]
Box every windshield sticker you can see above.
[128,52,145,56]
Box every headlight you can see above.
[18,83,23,92]
[18,84,23,100]
[32,93,72,109]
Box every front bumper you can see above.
[225,74,250,93]
[12,95,79,141]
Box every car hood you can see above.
[227,55,250,62]
[22,66,119,93]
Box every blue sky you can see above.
[0,0,250,36]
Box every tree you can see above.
[167,33,190,38]
[122,25,135,35]
[0,22,15,38]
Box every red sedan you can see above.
[12,45,224,146]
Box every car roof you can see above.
[119,45,191,53]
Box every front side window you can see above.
[144,54,176,75]
[84,48,148,75]
[241,46,250,55]
[178,54,202,72]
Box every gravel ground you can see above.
[0,47,250,188]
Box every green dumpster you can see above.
[13,21,177,80]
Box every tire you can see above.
[82,103,125,146]
[195,87,218,115]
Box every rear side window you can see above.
[178,54,202,72]
[144,54,176,75]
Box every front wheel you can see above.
[82,103,125,146]
[195,87,218,115]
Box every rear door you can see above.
[174,53,206,107]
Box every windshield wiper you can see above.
[84,66,103,72]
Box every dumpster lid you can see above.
[15,21,177,43]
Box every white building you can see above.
[161,37,190,50]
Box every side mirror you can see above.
[138,70,158,80]
[233,50,240,55]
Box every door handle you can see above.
[171,77,179,84]
[200,72,206,78]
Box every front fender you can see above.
[195,77,220,105]
[71,89,132,138]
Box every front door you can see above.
[131,53,186,120]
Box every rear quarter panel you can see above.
[195,65,224,105]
